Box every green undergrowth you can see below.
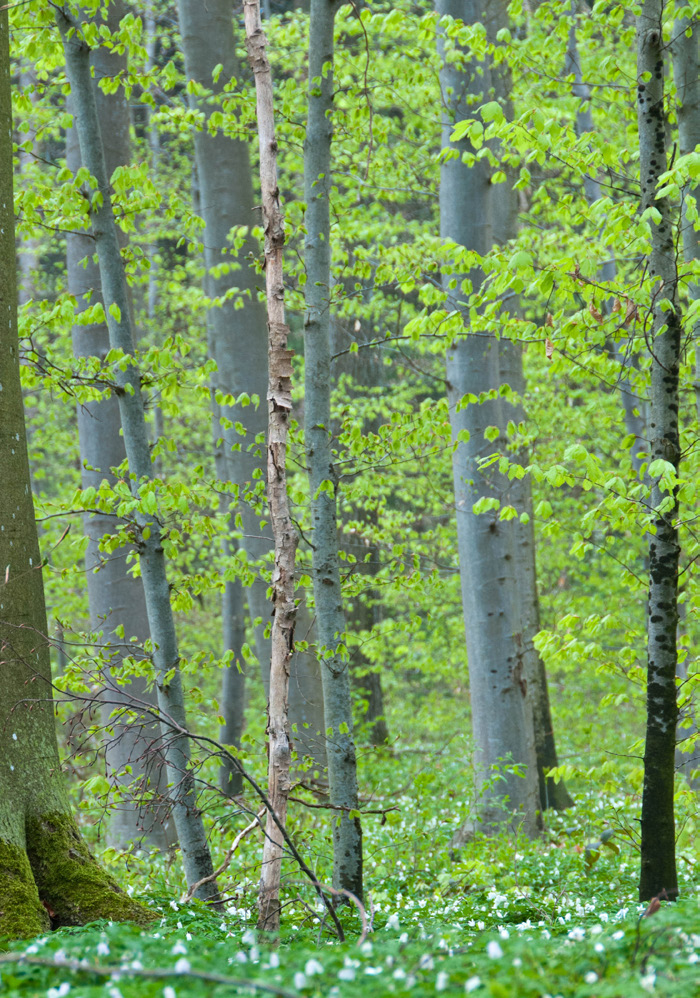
[0,881,699,997]
[2,788,699,998]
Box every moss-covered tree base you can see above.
[0,839,50,940]
[0,813,155,939]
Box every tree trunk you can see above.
[56,7,220,906]
[438,0,540,837]
[65,0,174,853]
[304,0,363,899]
[243,0,297,933]
[176,0,270,796]
[670,17,700,789]
[333,318,389,748]
[0,9,152,937]
[177,0,327,789]
[489,0,572,812]
[636,0,680,902]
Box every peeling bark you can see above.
[243,0,297,932]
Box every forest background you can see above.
[1,0,700,995]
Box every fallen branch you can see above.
[0,953,299,998]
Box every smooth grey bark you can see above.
[488,1,571,812]
[565,4,648,471]
[332,319,389,747]
[65,1,173,853]
[438,0,540,837]
[176,0,325,789]
[57,8,219,905]
[0,8,151,935]
[289,597,328,775]
[176,0,268,795]
[304,0,363,897]
[670,19,700,788]
[636,0,680,902]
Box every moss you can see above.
[0,838,50,940]
[25,812,155,929]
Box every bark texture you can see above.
[176,0,270,795]
[66,0,173,852]
[57,7,219,906]
[244,0,297,932]
[438,0,540,836]
[304,0,363,898]
[636,0,680,902]
[0,10,152,937]
[489,0,571,812]
[333,318,389,748]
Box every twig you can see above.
[287,794,399,817]
[181,809,265,903]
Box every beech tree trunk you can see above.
[304,0,363,898]
[244,0,297,932]
[177,0,326,791]
[438,0,540,837]
[489,0,571,812]
[57,7,219,906]
[636,0,680,902]
[333,318,389,748]
[66,0,174,852]
[0,10,152,937]
[176,0,269,795]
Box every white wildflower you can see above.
[386,913,400,930]
[436,971,449,991]
[47,984,71,998]
[171,941,187,955]
[568,927,585,941]
[305,959,323,976]
[242,929,256,945]
[584,972,598,984]
[163,988,176,998]
[640,970,656,992]
[338,968,355,981]
[174,958,190,974]
[293,972,307,989]
[419,954,434,970]
[465,976,481,992]
[486,941,503,960]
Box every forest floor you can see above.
[1,734,699,998]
